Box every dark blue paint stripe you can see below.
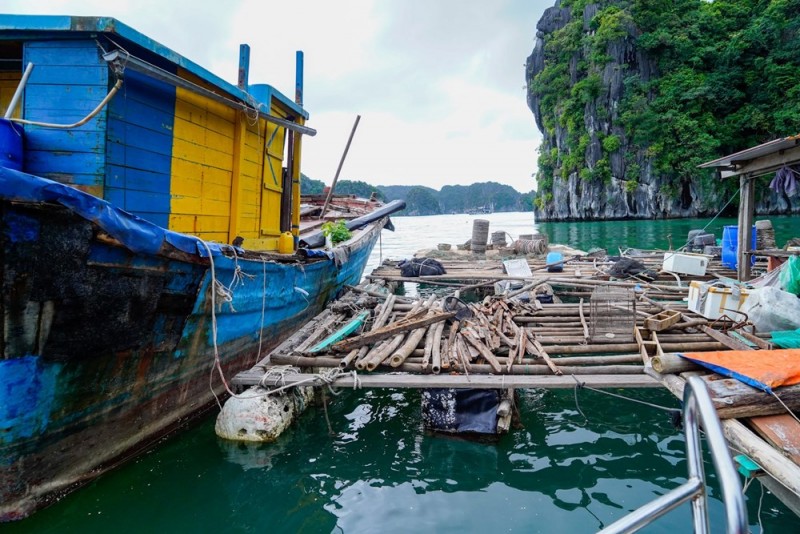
[105,63,174,228]
[106,165,170,194]
[106,144,173,175]
[107,120,173,156]
[108,98,174,134]
[116,70,176,112]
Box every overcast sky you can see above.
[4,0,554,193]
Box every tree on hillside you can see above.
[404,186,441,215]
[300,174,325,195]
[333,180,384,200]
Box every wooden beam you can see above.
[722,418,800,498]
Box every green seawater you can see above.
[7,214,799,533]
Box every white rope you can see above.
[200,240,235,408]
[198,241,356,408]
[257,366,357,397]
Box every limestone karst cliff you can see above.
[526,1,800,221]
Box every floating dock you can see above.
[225,247,800,516]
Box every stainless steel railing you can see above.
[599,375,748,534]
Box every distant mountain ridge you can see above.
[301,178,534,216]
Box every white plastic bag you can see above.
[740,286,800,332]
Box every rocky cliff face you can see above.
[526,2,799,221]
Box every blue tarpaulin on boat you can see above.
[0,166,228,257]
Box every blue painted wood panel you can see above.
[22,39,108,190]
[24,150,104,176]
[107,120,172,156]
[106,66,175,226]
[24,40,104,65]
[24,129,106,154]
[106,143,173,174]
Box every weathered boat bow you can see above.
[0,14,399,521]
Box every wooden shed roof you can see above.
[699,134,800,179]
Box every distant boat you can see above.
[466,204,494,215]
[0,15,404,521]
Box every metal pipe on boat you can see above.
[101,50,316,137]
[300,199,406,248]
[4,62,33,119]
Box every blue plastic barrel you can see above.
[0,118,23,171]
[546,251,563,272]
[721,225,756,269]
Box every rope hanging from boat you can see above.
[200,240,357,407]
[200,240,240,408]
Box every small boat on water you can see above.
[0,15,403,521]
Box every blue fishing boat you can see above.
[0,15,403,521]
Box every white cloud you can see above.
[3,0,551,192]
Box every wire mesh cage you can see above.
[590,286,637,342]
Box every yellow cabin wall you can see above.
[169,70,236,244]
[167,68,294,251]
[0,72,22,118]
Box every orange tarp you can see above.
[679,349,800,392]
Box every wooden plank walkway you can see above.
[228,249,799,517]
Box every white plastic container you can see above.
[687,281,750,320]
[662,252,708,276]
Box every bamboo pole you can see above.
[332,311,455,352]
[365,334,405,371]
[463,332,503,373]
[650,353,703,374]
[440,337,451,370]
[267,354,646,376]
[528,333,562,376]
[535,341,725,355]
[431,321,445,374]
[421,323,436,368]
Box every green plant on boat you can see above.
[321,220,352,245]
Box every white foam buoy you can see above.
[215,385,314,442]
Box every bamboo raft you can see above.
[230,250,800,515]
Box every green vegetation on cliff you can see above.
[528,0,800,218]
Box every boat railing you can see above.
[599,375,748,534]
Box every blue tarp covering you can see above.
[0,166,228,257]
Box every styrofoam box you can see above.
[687,281,750,320]
[663,252,708,276]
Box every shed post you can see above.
[737,175,755,281]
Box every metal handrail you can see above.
[599,376,748,534]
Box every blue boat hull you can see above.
[0,178,384,520]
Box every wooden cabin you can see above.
[0,15,312,251]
